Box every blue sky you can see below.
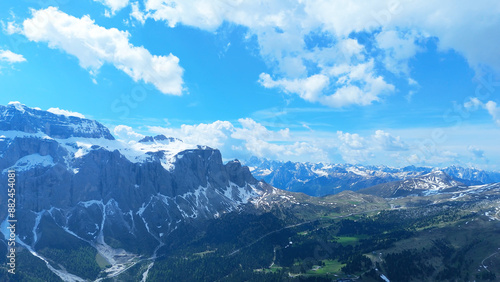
[0,0,499,169]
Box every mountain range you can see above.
[245,156,500,197]
[0,102,283,280]
[1,102,499,281]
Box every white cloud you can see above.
[322,60,395,107]
[2,21,22,35]
[258,73,329,104]
[408,78,418,86]
[335,131,372,163]
[375,29,423,75]
[484,101,500,126]
[230,118,328,161]
[130,2,146,24]
[337,131,365,149]
[334,130,413,163]
[405,151,460,166]
[140,0,500,106]
[232,118,290,141]
[464,98,500,126]
[468,145,485,159]
[94,0,130,16]
[140,118,499,168]
[0,49,26,63]
[149,121,234,149]
[464,97,482,110]
[259,60,394,108]
[22,7,184,95]
[148,118,328,162]
[47,107,86,118]
[113,125,144,141]
[372,130,409,151]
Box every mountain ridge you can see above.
[0,102,114,140]
[0,103,280,280]
[245,157,500,196]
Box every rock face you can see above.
[0,103,271,259]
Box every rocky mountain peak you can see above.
[0,102,114,140]
[138,134,182,143]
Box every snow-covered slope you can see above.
[358,171,464,198]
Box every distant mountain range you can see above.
[245,156,500,196]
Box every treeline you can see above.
[0,249,62,282]
[39,246,101,280]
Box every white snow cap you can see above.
[8,101,26,112]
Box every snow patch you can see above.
[3,153,54,173]
[57,135,195,171]
[78,199,103,208]
[32,211,44,245]
[0,130,54,141]
[311,168,328,177]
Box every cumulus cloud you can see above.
[47,107,86,118]
[149,121,235,149]
[405,150,460,166]
[464,98,500,126]
[113,125,145,141]
[484,101,500,126]
[130,2,147,24]
[258,73,330,105]
[334,130,411,163]
[140,0,500,107]
[322,61,395,107]
[337,131,365,149]
[375,29,423,76]
[230,118,328,161]
[259,60,394,108]
[146,120,435,165]
[21,7,184,95]
[335,131,372,163]
[2,21,22,35]
[125,118,498,168]
[148,118,328,162]
[232,118,290,141]
[0,49,26,63]
[464,97,482,110]
[372,130,409,151]
[94,0,130,16]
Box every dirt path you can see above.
[481,250,500,272]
